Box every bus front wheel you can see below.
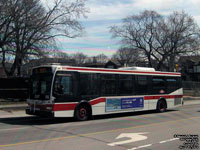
[157,100,167,113]
[74,105,90,121]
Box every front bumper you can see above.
[26,108,54,117]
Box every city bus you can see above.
[26,65,183,121]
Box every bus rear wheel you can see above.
[157,100,167,113]
[75,105,90,121]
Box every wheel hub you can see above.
[79,108,86,118]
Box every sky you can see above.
[55,0,200,57]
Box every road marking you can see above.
[0,116,199,148]
[108,132,148,146]
[159,138,179,143]
[128,144,152,150]
[128,138,179,150]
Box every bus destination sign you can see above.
[33,67,52,75]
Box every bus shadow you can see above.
[0,109,177,126]
[93,109,177,120]
[0,116,74,126]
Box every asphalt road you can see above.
[0,102,199,150]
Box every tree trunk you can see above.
[147,55,153,68]
[2,52,19,77]
[17,58,22,76]
[169,54,175,72]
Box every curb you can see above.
[183,96,200,101]
[0,104,27,111]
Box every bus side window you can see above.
[166,77,179,93]
[119,74,133,95]
[135,75,148,95]
[101,74,117,96]
[79,73,99,97]
[152,77,166,94]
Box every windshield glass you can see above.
[30,75,53,100]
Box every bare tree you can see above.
[72,52,87,65]
[52,50,69,59]
[0,0,88,77]
[94,54,108,63]
[110,10,200,71]
[163,11,200,71]
[112,47,141,66]
[110,10,162,68]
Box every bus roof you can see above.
[55,65,181,77]
[33,65,181,76]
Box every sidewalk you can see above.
[0,109,28,118]
[0,100,28,118]
[183,99,200,105]
[0,103,27,111]
[183,96,200,101]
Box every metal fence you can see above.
[0,78,29,100]
[182,81,200,96]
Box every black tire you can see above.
[157,100,167,113]
[74,105,90,121]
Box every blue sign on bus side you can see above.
[121,97,144,109]
[106,97,144,112]
[106,98,121,112]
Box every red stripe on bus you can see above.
[75,95,183,108]
[144,95,183,100]
[32,95,183,111]
[63,67,181,76]
[90,98,106,105]
[53,103,77,111]
[88,95,183,105]
[52,98,106,111]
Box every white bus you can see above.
[26,65,183,121]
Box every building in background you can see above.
[83,60,120,69]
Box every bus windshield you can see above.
[30,75,53,100]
